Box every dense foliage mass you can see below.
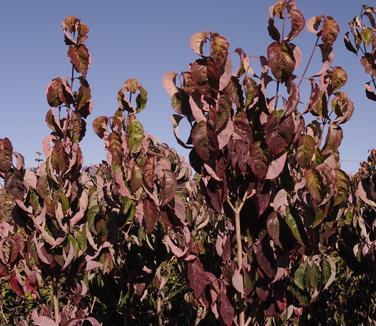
[0,2,375,325]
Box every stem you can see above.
[297,35,320,87]
[227,190,248,326]
[53,280,60,324]
[274,81,280,110]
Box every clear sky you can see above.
[1,0,374,173]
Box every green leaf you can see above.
[305,168,325,203]
[296,135,315,168]
[361,28,373,47]
[334,169,350,206]
[128,115,144,153]
[75,230,87,253]
[136,86,148,113]
[294,263,307,290]
[285,207,304,245]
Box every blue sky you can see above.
[1,0,374,172]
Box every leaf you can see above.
[296,135,315,168]
[92,116,108,139]
[249,141,268,179]
[46,77,74,107]
[108,132,123,166]
[287,8,305,41]
[170,115,192,149]
[211,33,229,66]
[136,85,148,113]
[266,152,287,180]
[330,66,347,91]
[33,316,57,326]
[130,164,143,193]
[294,263,307,290]
[361,54,376,77]
[190,32,210,56]
[143,198,158,234]
[322,122,343,157]
[365,82,376,101]
[128,115,144,153]
[321,16,340,47]
[321,257,336,290]
[220,290,235,326]
[334,169,350,206]
[161,170,177,206]
[143,156,156,191]
[264,112,294,155]
[191,121,218,162]
[232,268,244,294]
[285,81,300,116]
[332,92,354,124]
[76,77,92,118]
[285,207,304,245]
[306,15,323,34]
[218,120,234,149]
[163,72,178,97]
[344,32,357,54]
[266,211,282,248]
[267,41,296,82]
[68,44,91,77]
[0,138,13,173]
[305,168,325,203]
[361,28,373,47]
[187,259,215,298]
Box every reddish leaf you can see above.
[161,170,177,206]
[219,289,234,326]
[285,82,300,116]
[143,198,158,234]
[0,138,13,173]
[322,122,343,157]
[249,141,268,179]
[46,77,74,107]
[191,121,218,162]
[264,112,294,155]
[143,156,156,191]
[332,92,354,124]
[267,41,296,82]
[108,132,123,166]
[306,15,323,34]
[187,259,215,298]
[68,44,91,78]
[92,116,108,139]
[287,8,305,41]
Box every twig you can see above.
[297,35,320,87]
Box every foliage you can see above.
[0,2,375,325]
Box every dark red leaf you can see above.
[143,198,158,234]
[161,170,177,206]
